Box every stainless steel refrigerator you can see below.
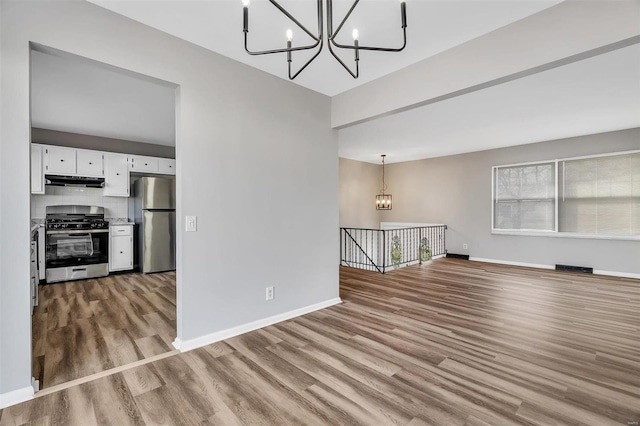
[130,177,176,273]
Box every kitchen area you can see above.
[30,145,177,289]
[29,48,178,390]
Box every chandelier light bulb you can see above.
[243,0,407,80]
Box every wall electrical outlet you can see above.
[266,286,274,301]
[463,243,468,250]
[186,216,197,232]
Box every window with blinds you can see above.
[494,163,555,231]
[559,152,640,236]
[492,151,640,237]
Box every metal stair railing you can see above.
[340,225,447,273]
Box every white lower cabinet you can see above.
[110,225,134,272]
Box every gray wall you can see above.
[339,158,382,229]
[340,128,640,275]
[32,128,176,159]
[0,0,338,396]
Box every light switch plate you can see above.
[186,216,197,232]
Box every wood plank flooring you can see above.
[32,272,177,389]
[3,259,640,425]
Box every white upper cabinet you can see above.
[129,155,158,173]
[44,146,76,175]
[31,144,45,194]
[76,150,104,177]
[32,144,174,197]
[103,153,130,197]
[158,158,176,174]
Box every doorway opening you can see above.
[29,44,180,391]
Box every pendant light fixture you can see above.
[242,0,407,80]
[376,154,392,210]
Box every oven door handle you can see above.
[46,229,109,235]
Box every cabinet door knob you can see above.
[116,173,120,176]
[60,159,64,162]
[120,251,123,254]
[144,163,148,166]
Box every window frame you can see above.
[491,149,640,241]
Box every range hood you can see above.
[45,175,105,188]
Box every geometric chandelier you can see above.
[242,0,407,80]
[376,154,392,210]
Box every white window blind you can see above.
[494,163,555,231]
[559,152,640,236]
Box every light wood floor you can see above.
[32,272,177,389]
[3,259,640,425]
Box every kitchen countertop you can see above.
[31,219,44,236]
[108,218,135,225]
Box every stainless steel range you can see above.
[45,205,109,283]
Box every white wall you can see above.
[0,0,338,399]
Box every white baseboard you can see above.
[0,386,33,409]
[469,257,554,270]
[593,270,640,280]
[173,297,342,352]
[469,257,640,279]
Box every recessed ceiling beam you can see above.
[331,1,640,129]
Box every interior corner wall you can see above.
[339,158,381,228]
[0,0,4,393]
[380,128,639,275]
[0,0,338,397]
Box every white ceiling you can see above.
[88,0,562,96]
[31,49,177,146]
[30,1,638,162]
[338,43,640,163]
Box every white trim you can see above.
[554,161,559,233]
[593,270,640,280]
[173,297,342,352]
[470,257,640,279]
[491,159,556,169]
[562,149,640,162]
[380,222,445,230]
[491,230,640,241]
[492,150,640,238]
[0,386,34,409]
[469,257,554,270]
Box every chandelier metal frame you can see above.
[243,0,407,80]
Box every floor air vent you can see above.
[555,264,593,274]
[446,253,470,260]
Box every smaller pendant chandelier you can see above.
[376,154,392,210]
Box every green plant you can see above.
[419,238,432,262]
[391,235,402,269]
